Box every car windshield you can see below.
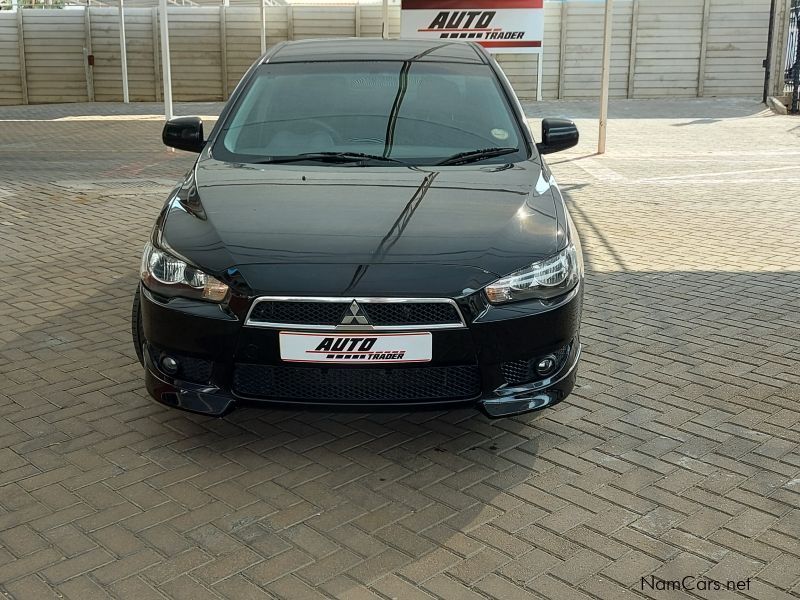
[213,60,528,166]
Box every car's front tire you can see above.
[132,286,145,367]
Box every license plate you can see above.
[279,332,432,364]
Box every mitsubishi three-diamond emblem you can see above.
[340,301,370,325]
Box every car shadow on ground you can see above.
[3,257,799,595]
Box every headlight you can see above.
[485,244,581,304]
[140,242,229,302]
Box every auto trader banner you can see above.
[400,0,545,54]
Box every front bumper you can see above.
[139,283,582,418]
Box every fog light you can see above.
[161,356,179,375]
[536,355,558,377]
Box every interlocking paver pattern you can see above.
[0,97,798,599]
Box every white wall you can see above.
[90,8,158,101]
[0,11,23,104]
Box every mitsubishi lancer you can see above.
[133,38,583,418]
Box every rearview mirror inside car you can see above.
[162,116,205,153]
[537,118,579,154]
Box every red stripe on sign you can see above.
[417,28,493,32]
[402,0,543,9]
[479,40,543,47]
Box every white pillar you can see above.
[382,0,389,39]
[260,0,266,54]
[119,0,129,103]
[536,53,543,101]
[598,0,613,154]
[159,0,173,120]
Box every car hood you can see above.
[161,158,563,295]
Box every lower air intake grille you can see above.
[501,344,572,386]
[232,364,481,402]
[148,345,213,384]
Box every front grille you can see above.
[501,344,572,386]
[360,302,460,326]
[246,298,464,329]
[249,301,346,326]
[232,364,481,402]
[148,345,213,384]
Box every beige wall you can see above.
[0,0,778,106]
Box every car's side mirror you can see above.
[162,116,205,153]
[537,118,579,154]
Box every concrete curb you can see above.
[767,95,789,115]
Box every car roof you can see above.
[267,38,488,64]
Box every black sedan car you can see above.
[133,38,583,418]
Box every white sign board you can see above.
[400,0,544,54]
[279,332,433,364]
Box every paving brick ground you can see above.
[0,97,798,600]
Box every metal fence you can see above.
[0,1,781,106]
[786,0,800,111]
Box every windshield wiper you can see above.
[256,152,407,165]
[437,147,519,166]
